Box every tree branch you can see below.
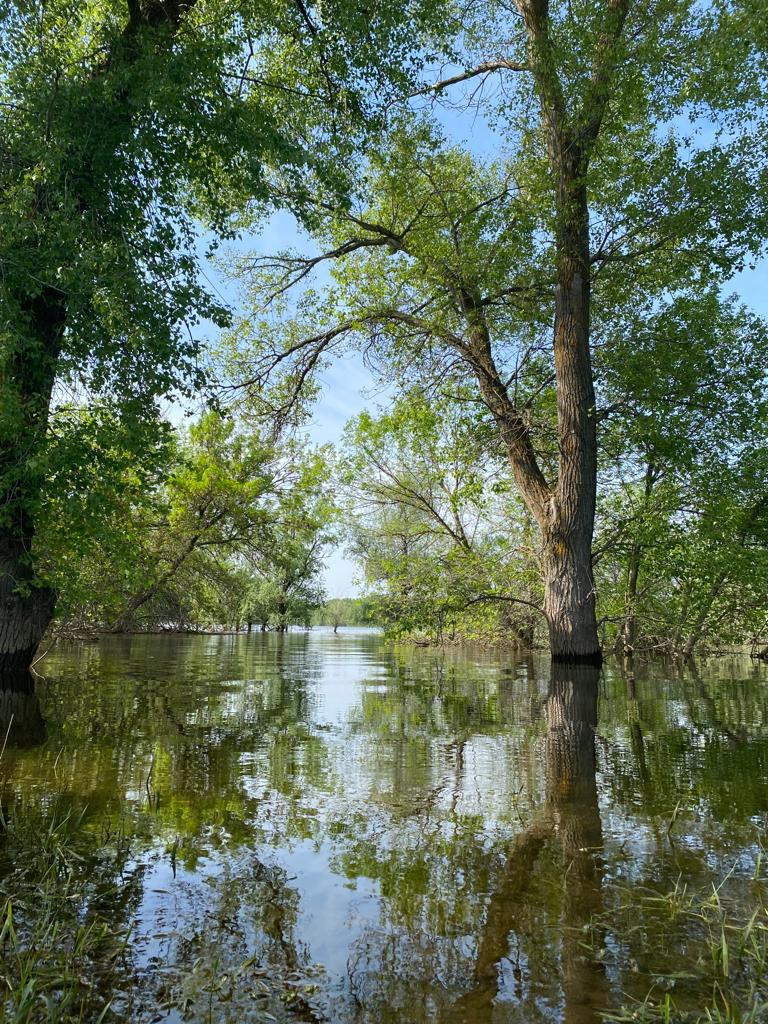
[415,59,531,96]
[464,592,547,617]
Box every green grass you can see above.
[0,803,135,1024]
[0,802,325,1024]
[599,849,768,1023]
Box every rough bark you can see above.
[542,529,600,662]
[0,532,56,678]
[0,287,65,675]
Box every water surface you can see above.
[1,631,766,1022]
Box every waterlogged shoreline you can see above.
[2,632,767,1022]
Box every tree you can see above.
[0,0,445,674]
[39,411,335,633]
[594,293,768,656]
[110,411,279,631]
[312,597,379,629]
[342,390,543,644]
[234,0,768,663]
[324,598,347,632]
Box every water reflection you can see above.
[0,672,45,749]
[0,634,766,1023]
[545,665,607,1024]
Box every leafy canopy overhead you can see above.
[0,0,447,526]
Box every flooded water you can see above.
[1,631,767,1023]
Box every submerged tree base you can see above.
[551,649,604,666]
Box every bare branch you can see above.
[416,59,530,96]
[246,236,392,302]
[463,592,547,617]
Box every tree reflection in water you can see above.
[442,665,606,1024]
[545,665,608,1024]
[0,671,46,751]
[1,635,766,1023]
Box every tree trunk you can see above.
[461,133,602,662]
[542,529,601,663]
[513,0,630,664]
[0,287,64,675]
[0,533,56,677]
[618,541,641,656]
[618,462,656,656]
[680,567,730,659]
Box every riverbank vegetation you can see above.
[41,410,336,636]
[338,350,768,656]
[233,4,768,664]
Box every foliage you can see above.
[40,410,336,632]
[593,294,768,655]
[341,391,544,644]
[0,0,449,665]
[312,597,381,629]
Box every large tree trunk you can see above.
[512,0,629,664]
[462,52,603,662]
[545,133,601,663]
[469,312,601,663]
[0,531,56,677]
[0,288,65,675]
[542,527,601,662]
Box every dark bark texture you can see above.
[0,287,64,676]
